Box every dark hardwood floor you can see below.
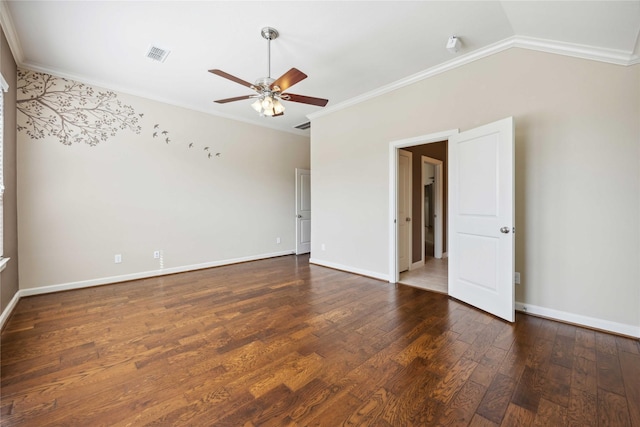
[1,255,638,426]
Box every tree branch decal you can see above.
[17,69,141,146]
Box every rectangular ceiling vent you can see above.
[294,121,311,130]
[146,46,170,63]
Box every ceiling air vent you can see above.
[146,45,170,63]
[294,121,311,130]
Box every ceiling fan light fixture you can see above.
[251,98,263,113]
[262,96,274,110]
[273,98,285,115]
[251,95,285,117]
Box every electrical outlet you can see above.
[153,250,160,259]
[514,272,521,284]
[115,254,122,264]
[321,244,326,251]
[276,237,281,244]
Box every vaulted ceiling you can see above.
[2,1,639,134]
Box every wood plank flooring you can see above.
[1,255,638,426]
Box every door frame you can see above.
[421,155,444,262]
[295,168,311,255]
[398,149,412,272]
[389,129,458,284]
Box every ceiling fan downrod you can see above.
[261,27,279,80]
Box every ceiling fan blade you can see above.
[209,69,254,88]
[271,68,307,92]
[283,93,329,107]
[273,112,284,117]
[214,95,254,104]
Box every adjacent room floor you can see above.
[399,256,448,294]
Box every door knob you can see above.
[500,227,510,234]
[296,214,302,218]
[406,217,411,222]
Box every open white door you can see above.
[295,168,311,254]
[398,150,412,272]
[449,117,515,322]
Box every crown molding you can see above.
[2,0,635,131]
[18,61,310,137]
[0,2,307,137]
[308,35,639,122]
[514,35,636,66]
[0,0,23,64]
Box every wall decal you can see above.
[17,69,221,160]
[17,69,141,146]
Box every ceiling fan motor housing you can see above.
[261,27,279,40]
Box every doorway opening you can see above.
[397,143,448,294]
[389,119,515,321]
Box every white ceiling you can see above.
[2,1,639,134]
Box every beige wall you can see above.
[17,70,309,290]
[0,25,18,313]
[311,48,640,332]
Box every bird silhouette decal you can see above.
[148,123,219,161]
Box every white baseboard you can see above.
[0,251,294,329]
[516,301,640,339]
[0,290,20,330]
[20,250,294,297]
[309,258,389,282]
[3,254,637,339]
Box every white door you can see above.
[295,168,311,255]
[398,149,412,272]
[449,117,515,322]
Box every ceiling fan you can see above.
[209,27,329,117]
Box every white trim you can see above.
[18,62,308,137]
[0,73,7,92]
[0,0,24,65]
[389,130,458,284]
[0,289,19,330]
[0,0,305,136]
[309,258,389,282]
[19,250,294,297]
[513,35,638,66]
[410,260,424,271]
[1,251,294,330]
[308,35,639,122]
[398,149,412,273]
[516,301,640,339]
[0,257,9,272]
